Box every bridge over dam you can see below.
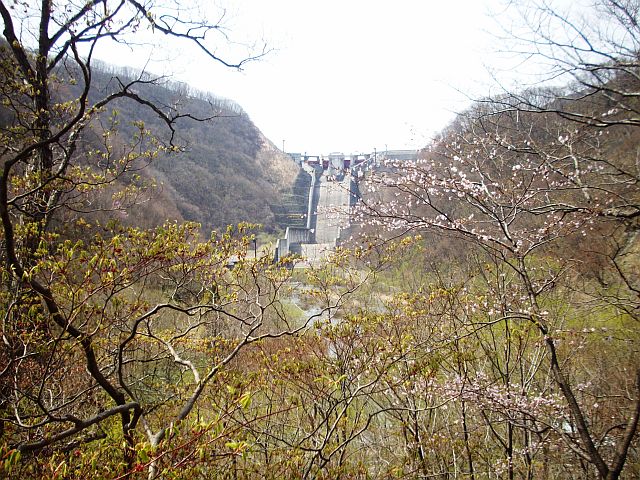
[275,165,358,265]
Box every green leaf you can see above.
[239,392,252,410]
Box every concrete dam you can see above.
[275,165,358,264]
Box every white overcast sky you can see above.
[95,0,577,154]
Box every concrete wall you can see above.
[277,238,289,260]
[306,169,317,230]
[285,227,313,245]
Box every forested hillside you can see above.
[349,21,640,477]
[62,62,301,233]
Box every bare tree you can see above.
[0,1,293,476]
[357,2,640,474]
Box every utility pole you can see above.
[282,139,285,153]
